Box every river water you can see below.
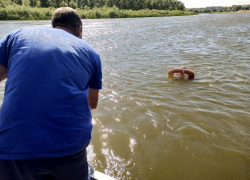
[0,13,250,180]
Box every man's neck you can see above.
[54,26,74,35]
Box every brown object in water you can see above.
[168,66,194,79]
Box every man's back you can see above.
[0,27,102,159]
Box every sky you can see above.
[181,0,250,8]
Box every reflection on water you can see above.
[1,14,250,180]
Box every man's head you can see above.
[51,7,82,38]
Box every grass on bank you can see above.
[0,6,196,20]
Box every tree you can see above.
[60,0,68,6]
[0,0,11,7]
[40,0,49,7]
[231,5,242,11]
[29,0,34,6]
[98,0,105,7]
[55,0,62,7]
[177,1,185,10]
[13,0,22,5]
[69,0,77,8]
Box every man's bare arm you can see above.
[0,65,7,82]
[88,88,99,110]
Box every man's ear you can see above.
[0,64,7,82]
[75,25,82,39]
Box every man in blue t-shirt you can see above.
[0,7,102,180]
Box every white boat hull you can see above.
[88,163,116,180]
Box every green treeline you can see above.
[0,6,195,20]
[0,0,185,10]
[0,0,196,20]
[188,4,250,13]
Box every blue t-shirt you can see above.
[0,27,102,159]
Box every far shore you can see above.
[194,10,250,15]
[235,10,250,13]
[0,7,196,20]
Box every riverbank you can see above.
[193,10,250,15]
[0,6,196,20]
[235,10,250,13]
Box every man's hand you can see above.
[88,88,99,110]
[0,65,7,82]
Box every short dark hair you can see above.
[51,7,82,33]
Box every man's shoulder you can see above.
[3,28,22,39]
[6,27,50,38]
